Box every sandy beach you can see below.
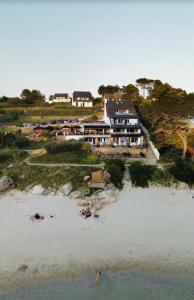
[0,186,194,290]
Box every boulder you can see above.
[96,189,117,205]
[7,164,13,169]
[69,190,83,199]
[177,182,188,190]
[96,189,117,201]
[60,183,72,196]
[93,201,103,211]
[76,198,89,207]
[122,180,132,190]
[83,175,90,181]
[0,176,14,192]
[42,188,55,196]
[101,196,117,205]
[106,183,116,190]
[29,185,45,195]
[103,170,111,181]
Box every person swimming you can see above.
[96,269,102,281]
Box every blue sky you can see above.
[0,2,194,99]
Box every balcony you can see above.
[111,131,141,136]
[83,130,110,136]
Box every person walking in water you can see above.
[96,269,102,281]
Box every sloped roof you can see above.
[54,93,68,98]
[73,91,92,101]
[106,100,135,117]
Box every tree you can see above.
[20,89,31,99]
[148,80,186,102]
[136,78,155,98]
[170,158,194,186]
[20,89,45,104]
[129,161,155,187]
[163,119,193,159]
[0,96,8,102]
[105,159,125,189]
[121,84,139,102]
[98,85,120,97]
[31,90,45,102]
[175,127,193,159]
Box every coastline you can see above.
[0,186,194,291]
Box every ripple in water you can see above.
[1,271,194,300]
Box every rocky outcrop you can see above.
[60,183,72,196]
[76,188,118,211]
[29,185,45,195]
[0,176,14,192]
[122,180,133,190]
[69,190,83,199]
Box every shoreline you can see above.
[0,187,194,291]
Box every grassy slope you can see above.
[30,150,100,164]
[0,149,98,191]
[0,103,102,121]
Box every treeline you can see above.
[98,78,194,105]
[129,160,194,187]
[0,89,45,106]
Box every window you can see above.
[131,137,138,143]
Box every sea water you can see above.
[1,271,194,300]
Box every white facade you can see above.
[52,97,71,103]
[49,94,71,103]
[72,101,93,107]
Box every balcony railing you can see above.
[111,131,141,135]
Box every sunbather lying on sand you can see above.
[29,213,55,222]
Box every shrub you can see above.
[0,131,31,149]
[129,162,154,187]
[159,144,182,162]
[0,132,16,147]
[150,166,172,186]
[170,158,194,186]
[105,159,125,189]
[15,136,30,148]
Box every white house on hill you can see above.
[72,91,93,107]
[49,93,71,103]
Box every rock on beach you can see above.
[0,176,14,192]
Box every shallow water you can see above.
[1,271,194,300]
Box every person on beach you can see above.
[80,208,91,218]
[96,269,102,281]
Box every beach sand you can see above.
[0,187,194,290]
